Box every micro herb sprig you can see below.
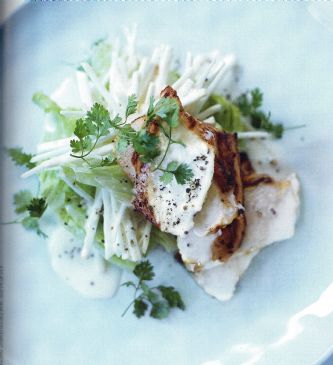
[125,94,138,122]
[70,103,113,162]
[121,260,185,319]
[147,96,193,185]
[159,161,194,185]
[236,88,284,138]
[1,190,48,238]
[69,94,193,185]
[7,147,36,169]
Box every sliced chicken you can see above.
[128,86,244,239]
[181,172,300,301]
[132,119,215,236]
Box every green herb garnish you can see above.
[121,260,185,319]
[26,197,48,218]
[236,88,284,138]
[70,103,113,161]
[7,147,36,169]
[147,97,193,184]
[1,190,48,238]
[125,94,138,122]
[160,161,194,185]
[69,95,193,184]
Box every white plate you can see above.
[2,3,333,365]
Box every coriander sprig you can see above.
[147,96,193,185]
[70,103,113,161]
[1,190,48,238]
[236,88,284,138]
[148,96,180,170]
[69,94,193,185]
[121,260,185,319]
[160,161,194,185]
[7,147,36,169]
[125,94,138,122]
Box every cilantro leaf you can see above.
[251,88,263,109]
[116,137,130,153]
[116,125,161,163]
[150,301,170,319]
[13,190,33,214]
[158,286,185,310]
[116,125,137,152]
[100,156,115,167]
[160,162,193,185]
[154,97,180,128]
[147,96,155,121]
[121,281,136,288]
[7,147,36,169]
[251,111,284,138]
[110,115,123,129]
[70,138,92,154]
[10,191,48,239]
[236,88,263,116]
[21,216,47,238]
[133,260,154,281]
[132,130,161,163]
[174,163,194,184]
[70,103,111,159]
[121,260,184,320]
[87,103,111,136]
[69,140,81,154]
[160,161,178,184]
[235,88,284,138]
[125,94,138,120]
[160,171,174,185]
[26,198,47,218]
[147,97,191,179]
[13,191,47,218]
[133,299,148,318]
[165,161,178,171]
[73,118,90,139]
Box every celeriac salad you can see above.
[6,28,300,319]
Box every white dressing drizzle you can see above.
[49,227,122,299]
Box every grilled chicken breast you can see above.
[193,173,300,301]
[179,153,300,300]
[119,86,299,302]
[126,86,245,240]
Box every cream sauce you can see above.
[49,227,122,299]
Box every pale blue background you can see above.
[1,3,333,365]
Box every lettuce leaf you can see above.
[89,38,112,77]
[65,165,133,203]
[149,226,177,253]
[206,95,248,133]
[33,92,76,140]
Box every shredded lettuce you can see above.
[38,170,89,238]
[39,170,67,208]
[168,70,180,85]
[149,226,177,253]
[57,192,87,238]
[108,255,137,271]
[33,92,76,140]
[206,95,248,133]
[64,165,133,203]
[89,38,112,77]
[95,225,138,271]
